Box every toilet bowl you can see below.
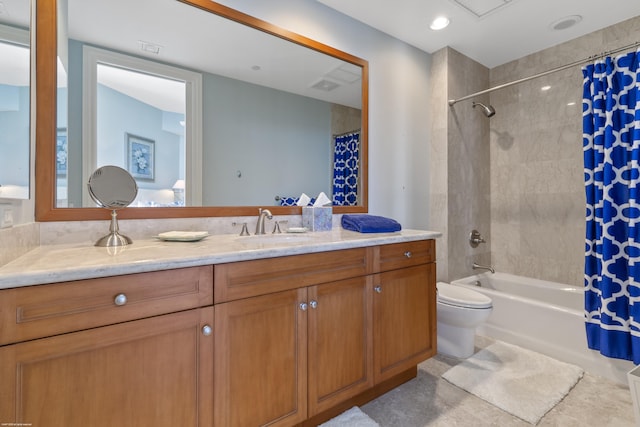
[436,281,493,358]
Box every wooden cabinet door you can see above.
[214,288,307,427]
[373,263,436,383]
[0,307,214,427]
[307,277,373,416]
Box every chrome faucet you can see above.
[255,208,273,235]
[472,262,495,274]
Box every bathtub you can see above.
[451,272,634,386]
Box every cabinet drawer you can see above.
[215,247,369,302]
[376,239,435,272]
[0,266,213,346]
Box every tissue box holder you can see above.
[302,206,332,231]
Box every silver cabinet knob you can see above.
[114,293,127,306]
[300,302,308,311]
[374,286,382,294]
[404,251,412,258]
[202,325,213,336]
[309,300,318,309]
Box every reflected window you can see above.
[72,46,203,208]
[96,63,186,207]
[0,25,30,200]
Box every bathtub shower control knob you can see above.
[469,230,486,248]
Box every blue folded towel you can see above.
[341,214,402,233]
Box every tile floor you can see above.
[361,337,636,426]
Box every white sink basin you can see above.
[235,233,314,245]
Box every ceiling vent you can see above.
[325,63,361,84]
[451,0,517,18]
[311,78,340,92]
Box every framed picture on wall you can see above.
[56,128,67,176]
[126,133,155,181]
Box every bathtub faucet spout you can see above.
[472,262,495,274]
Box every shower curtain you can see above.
[583,48,640,363]
[332,132,359,206]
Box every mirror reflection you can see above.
[55,0,365,211]
[0,0,30,200]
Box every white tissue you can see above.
[296,193,311,206]
[314,192,332,207]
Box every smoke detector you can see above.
[550,15,582,31]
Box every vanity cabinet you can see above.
[307,277,374,416]
[373,240,437,383]
[373,264,436,383]
[0,238,435,427]
[214,248,374,426]
[213,240,435,426]
[0,266,214,427]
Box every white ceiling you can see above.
[0,0,363,111]
[317,0,640,68]
[3,0,640,109]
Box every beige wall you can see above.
[489,15,640,287]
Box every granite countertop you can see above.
[0,228,441,289]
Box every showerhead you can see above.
[472,101,496,118]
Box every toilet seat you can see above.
[437,282,492,309]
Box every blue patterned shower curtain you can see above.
[332,132,359,206]
[583,49,640,363]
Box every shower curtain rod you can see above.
[447,41,640,106]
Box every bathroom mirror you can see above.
[0,1,31,200]
[88,165,137,246]
[35,0,368,221]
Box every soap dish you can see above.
[287,227,308,233]
[155,231,209,242]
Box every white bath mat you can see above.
[441,341,583,424]
[319,406,379,427]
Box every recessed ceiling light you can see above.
[541,85,551,91]
[251,65,261,71]
[550,15,582,31]
[430,16,450,31]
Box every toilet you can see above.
[436,281,493,358]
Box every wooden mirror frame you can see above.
[35,0,368,221]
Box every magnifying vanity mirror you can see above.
[88,165,138,246]
[34,0,368,221]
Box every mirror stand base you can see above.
[95,231,132,247]
[95,209,133,247]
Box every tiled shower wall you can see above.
[433,16,640,286]
[489,15,640,287]
[429,47,491,282]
